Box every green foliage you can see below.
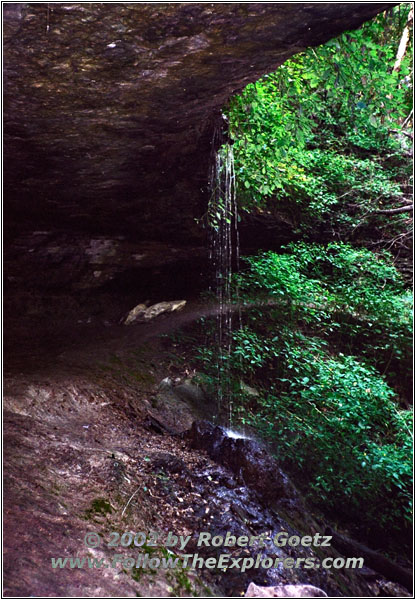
[193,243,412,542]
[84,497,113,521]
[250,342,412,532]
[238,243,412,374]
[194,7,413,552]
[227,4,413,236]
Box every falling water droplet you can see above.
[208,126,240,427]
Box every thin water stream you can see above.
[208,124,241,426]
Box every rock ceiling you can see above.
[4,3,393,243]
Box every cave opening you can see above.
[3,4,412,598]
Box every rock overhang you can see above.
[4,2,395,242]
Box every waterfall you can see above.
[208,120,240,425]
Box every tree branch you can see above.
[326,526,413,592]
[401,108,413,129]
[375,205,413,215]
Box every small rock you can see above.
[158,377,173,390]
[245,583,328,597]
[151,452,188,475]
[373,580,412,597]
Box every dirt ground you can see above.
[3,302,412,597]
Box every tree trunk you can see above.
[393,8,413,72]
[325,527,413,592]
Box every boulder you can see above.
[123,300,186,324]
[123,303,147,325]
[173,379,206,404]
[245,583,327,597]
[143,300,186,320]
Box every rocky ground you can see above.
[3,301,412,597]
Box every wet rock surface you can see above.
[186,420,302,512]
[185,421,414,597]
